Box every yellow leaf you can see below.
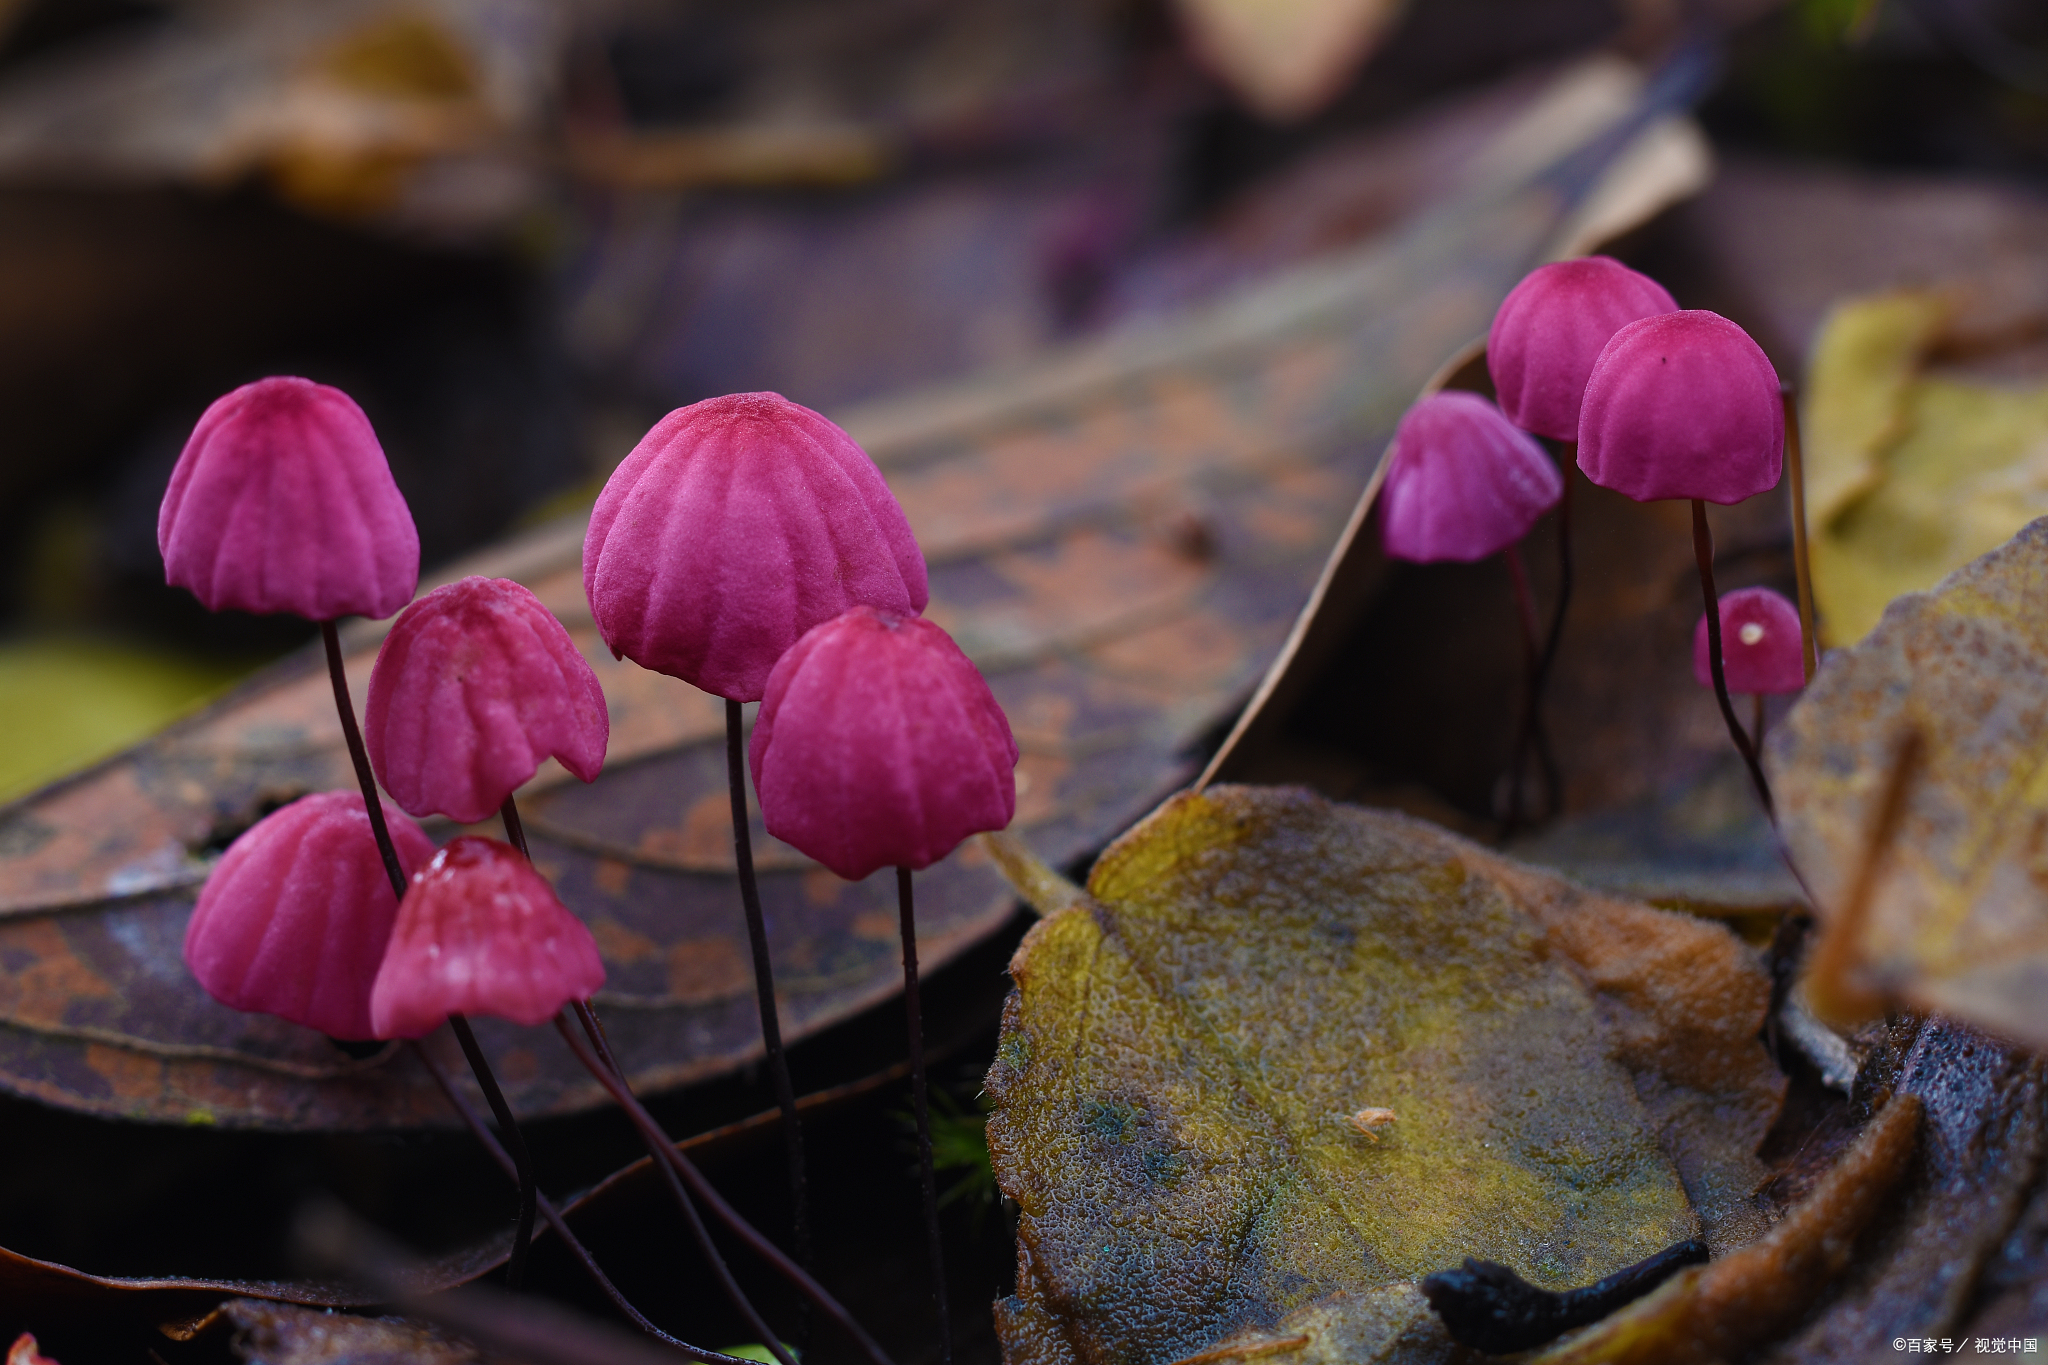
[987,786,1780,1364]
[1805,290,2048,646]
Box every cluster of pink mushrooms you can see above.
[1379,256,1812,820]
[156,253,1813,1354]
[164,379,1012,1362]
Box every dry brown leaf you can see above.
[1771,515,2048,1048]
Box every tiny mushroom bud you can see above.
[1379,392,1563,563]
[750,605,1017,881]
[365,576,609,825]
[370,838,606,1040]
[158,376,419,621]
[1576,310,1784,505]
[582,392,928,702]
[184,791,438,1040]
[1486,256,1677,442]
[1693,586,1806,695]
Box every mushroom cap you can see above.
[582,392,928,702]
[158,376,419,621]
[1487,256,1677,442]
[369,837,606,1039]
[1576,311,1784,505]
[183,791,438,1040]
[1693,586,1806,695]
[750,605,1017,882]
[366,576,609,824]
[1379,392,1563,563]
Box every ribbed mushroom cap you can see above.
[1486,256,1677,442]
[750,606,1017,882]
[1693,586,1806,695]
[158,376,419,621]
[366,576,608,824]
[1379,392,1563,563]
[583,392,928,702]
[370,838,606,1039]
[183,791,437,1040]
[1577,311,1784,505]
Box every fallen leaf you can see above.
[1527,1091,1920,1364]
[0,62,1704,1129]
[1770,515,2048,1049]
[1806,291,2048,647]
[985,785,1780,1365]
[1171,0,1407,122]
[223,1300,477,1365]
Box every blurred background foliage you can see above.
[0,0,2043,803]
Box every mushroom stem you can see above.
[1782,386,1820,682]
[1502,544,1539,836]
[449,1013,538,1291]
[1751,691,1767,750]
[556,1011,899,1365]
[499,793,530,859]
[1533,458,1574,817]
[726,698,812,1279]
[321,619,538,1288]
[1692,501,1774,816]
[899,866,952,1365]
[554,1014,797,1365]
[408,1039,737,1360]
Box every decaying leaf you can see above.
[1528,1093,1920,1364]
[986,785,1780,1365]
[1771,515,2048,1049]
[0,60,1705,1130]
[1805,291,2048,647]
[223,1300,477,1365]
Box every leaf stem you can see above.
[898,866,951,1364]
[725,699,811,1277]
[1692,500,1774,817]
[321,619,537,1289]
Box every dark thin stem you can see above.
[322,621,407,900]
[725,699,810,1273]
[554,1016,794,1365]
[500,794,531,859]
[1500,546,1541,838]
[1693,500,1774,817]
[1533,461,1574,816]
[572,998,622,1077]
[321,621,539,1290]
[1751,692,1767,752]
[451,1014,537,1290]
[409,1042,739,1363]
[898,867,951,1364]
[559,1010,897,1365]
[1782,387,1820,682]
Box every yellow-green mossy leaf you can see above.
[1805,290,2048,647]
[1772,515,2048,1048]
[986,786,1781,1365]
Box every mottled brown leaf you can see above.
[0,61,1705,1128]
